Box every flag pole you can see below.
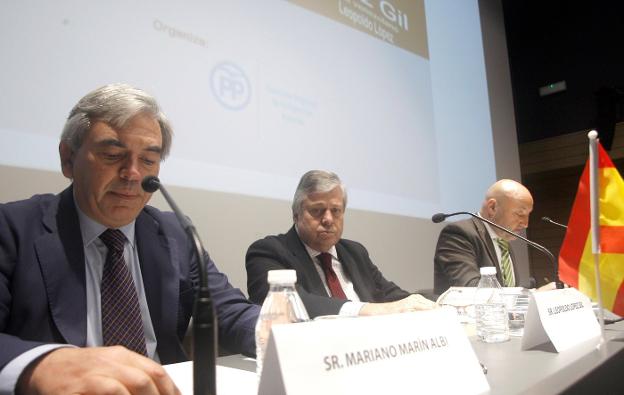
[588,130,606,345]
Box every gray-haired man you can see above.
[246,170,435,318]
[0,83,259,394]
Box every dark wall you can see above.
[524,153,624,287]
[502,1,624,144]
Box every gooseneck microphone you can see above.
[433,211,564,289]
[542,216,568,229]
[142,176,216,395]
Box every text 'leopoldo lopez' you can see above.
[547,301,584,316]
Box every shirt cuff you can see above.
[0,344,72,395]
[338,301,367,317]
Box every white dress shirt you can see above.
[301,243,366,317]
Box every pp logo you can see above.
[210,62,251,110]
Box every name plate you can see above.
[522,288,600,352]
[259,308,489,395]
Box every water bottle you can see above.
[474,266,510,343]
[255,269,309,379]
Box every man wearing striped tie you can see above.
[433,179,534,296]
[0,84,260,395]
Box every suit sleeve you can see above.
[0,205,49,370]
[246,238,347,318]
[199,254,260,357]
[434,223,482,290]
[346,241,410,302]
[158,211,260,358]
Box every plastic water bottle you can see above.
[255,269,309,379]
[474,266,510,343]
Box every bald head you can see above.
[484,179,532,204]
[479,179,533,240]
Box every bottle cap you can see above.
[480,266,497,275]
[267,269,297,284]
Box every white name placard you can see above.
[258,307,489,395]
[522,288,600,352]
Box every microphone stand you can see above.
[142,176,217,395]
[433,211,564,289]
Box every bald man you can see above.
[433,179,534,296]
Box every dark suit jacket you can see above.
[246,226,410,318]
[433,217,520,296]
[0,187,259,370]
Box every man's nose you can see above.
[120,157,141,181]
[321,209,333,225]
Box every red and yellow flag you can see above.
[559,143,624,316]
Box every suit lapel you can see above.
[473,217,511,285]
[335,242,374,302]
[135,210,178,360]
[285,227,330,297]
[35,187,88,346]
[473,217,501,269]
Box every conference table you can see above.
[166,320,624,394]
[469,320,624,394]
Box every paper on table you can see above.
[164,361,258,395]
[436,287,478,323]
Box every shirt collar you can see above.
[295,225,338,260]
[304,244,338,261]
[74,198,136,248]
[477,212,502,242]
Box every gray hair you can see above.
[60,83,173,158]
[292,170,347,218]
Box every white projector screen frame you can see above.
[0,0,525,293]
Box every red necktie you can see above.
[318,252,347,299]
[99,229,147,356]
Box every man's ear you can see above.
[59,142,74,179]
[485,198,497,216]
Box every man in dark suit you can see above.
[0,84,259,394]
[433,179,534,296]
[246,170,435,318]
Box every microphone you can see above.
[142,176,217,395]
[432,211,564,289]
[431,213,448,224]
[542,216,568,229]
[141,175,160,193]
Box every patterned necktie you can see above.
[318,252,347,299]
[495,238,514,287]
[99,229,147,355]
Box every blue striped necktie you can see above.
[99,229,147,355]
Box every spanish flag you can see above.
[559,142,624,316]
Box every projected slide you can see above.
[0,0,496,218]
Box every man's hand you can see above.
[17,346,180,395]
[359,294,437,316]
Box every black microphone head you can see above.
[432,213,447,223]
[141,176,161,193]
